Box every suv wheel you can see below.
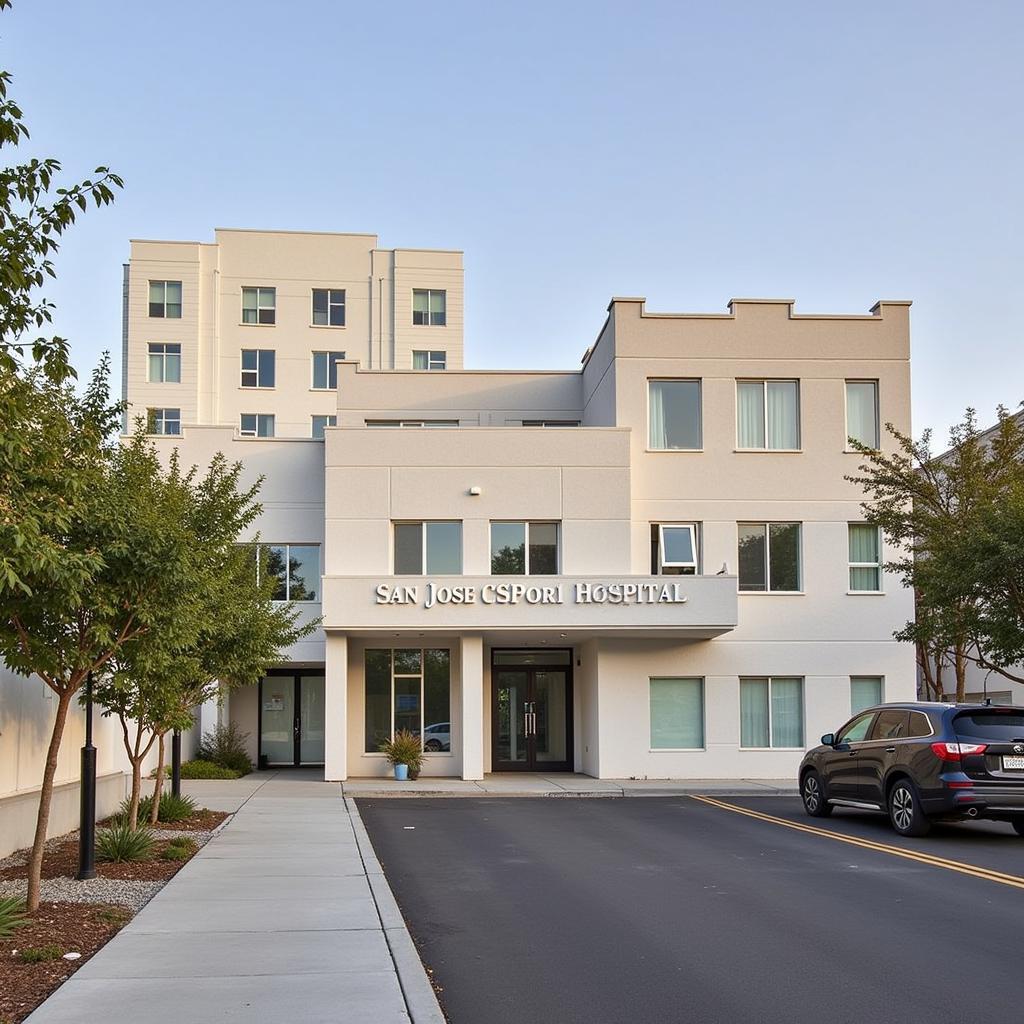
[888,779,931,837]
[1011,819,1024,837]
[802,771,832,817]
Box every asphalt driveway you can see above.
[358,796,1024,1024]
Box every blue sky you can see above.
[7,0,1022,439]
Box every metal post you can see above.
[77,671,96,880]
[171,728,182,798]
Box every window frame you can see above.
[850,676,884,716]
[739,676,805,749]
[647,378,703,451]
[147,342,181,384]
[649,676,706,750]
[737,522,802,593]
[393,521,463,575]
[522,420,581,427]
[148,280,182,318]
[146,407,181,436]
[241,286,276,326]
[656,523,698,574]
[363,648,452,755]
[412,349,447,370]
[365,419,459,428]
[845,379,880,451]
[311,288,346,327]
[255,542,320,602]
[239,413,275,438]
[848,523,883,593]
[735,379,802,451]
[240,348,276,389]
[311,350,346,390]
[412,289,447,327]
[311,415,337,439]
[489,521,561,575]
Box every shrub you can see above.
[0,896,27,938]
[379,729,424,779]
[168,836,198,853]
[120,792,196,824]
[161,844,190,861]
[178,759,242,780]
[95,907,132,927]
[97,822,155,862]
[196,723,252,774]
[19,944,62,963]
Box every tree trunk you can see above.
[149,732,166,825]
[955,644,968,702]
[127,757,143,831]
[27,688,74,913]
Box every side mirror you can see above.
[820,733,836,747]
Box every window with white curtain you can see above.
[740,677,804,748]
[846,380,879,449]
[848,524,882,591]
[851,676,883,714]
[737,380,800,449]
[412,290,446,326]
[147,343,181,383]
[650,678,704,749]
[648,379,701,450]
[413,350,447,370]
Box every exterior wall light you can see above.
[468,486,482,496]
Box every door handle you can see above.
[885,747,896,753]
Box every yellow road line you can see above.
[691,794,1024,892]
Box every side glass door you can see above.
[494,670,529,769]
[299,675,326,765]
[534,670,570,770]
[260,676,296,766]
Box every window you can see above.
[311,415,336,439]
[312,350,346,390]
[312,288,345,326]
[737,380,800,449]
[851,676,883,715]
[490,522,559,574]
[848,525,882,591]
[648,379,701,450]
[241,349,275,388]
[870,709,908,740]
[242,286,276,325]
[412,289,446,326]
[651,524,698,575]
[413,350,447,370]
[522,420,581,427]
[240,413,275,437]
[256,543,319,601]
[650,678,704,749]
[846,380,879,449]
[148,280,181,318]
[365,419,459,428]
[394,522,462,574]
[364,648,450,753]
[737,523,801,592]
[147,343,181,383]
[740,677,804,748]
[146,407,180,435]
[836,710,876,744]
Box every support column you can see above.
[325,633,348,781]
[461,634,484,780]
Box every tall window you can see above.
[490,522,559,574]
[240,413,275,437]
[413,350,446,370]
[851,676,883,715]
[242,286,276,325]
[255,543,319,601]
[412,289,446,326]
[312,350,346,389]
[364,648,451,753]
[740,677,804,747]
[848,524,882,591]
[241,349,275,388]
[394,522,462,574]
[846,380,880,449]
[312,415,337,439]
[738,523,801,592]
[737,380,800,450]
[148,280,182,318]
[651,524,698,575]
[648,379,701,450]
[312,288,345,326]
[146,407,180,435]
[147,343,181,383]
[650,678,704,749]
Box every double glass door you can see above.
[259,673,326,766]
[492,652,572,772]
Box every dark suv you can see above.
[799,702,1024,837]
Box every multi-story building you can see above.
[125,228,917,781]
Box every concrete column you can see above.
[460,634,484,780]
[325,633,348,781]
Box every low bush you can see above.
[120,792,196,824]
[196,723,252,774]
[160,844,190,861]
[379,729,424,780]
[18,944,62,964]
[97,822,155,863]
[168,836,198,853]
[178,759,242,780]
[0,896,27,938]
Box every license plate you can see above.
[1003,756,1024,770]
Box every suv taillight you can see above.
[931,741,988,762]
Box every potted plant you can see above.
[379,729,424,781]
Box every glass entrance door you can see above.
[260,674,326,767]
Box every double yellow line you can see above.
[691,794,1024,891]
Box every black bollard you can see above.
[171,729,182,798]
[77,671,97,880]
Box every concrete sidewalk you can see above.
[26,771,443,1024]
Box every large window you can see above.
[412,289,446,326]
[364,648,451,753]
[490,522,559,574]
[648,379,701,450]
[148,280,182,318]
[413,350,446,370]
[240,413,275,438]
[740,677,804,748]
[851,676,884,715]
[255,543,320,601]
[312,350,346,390]
[650,678,704,749]
[737,380,800,450]
[147,343,181,383]
[846,380,879,449]
[848,524,882,591]
[241,348,275,388]
[146,407,180,435]
[651,524,698,575]
[311,415,337,439]
[312,288,345,326]
[242,286,276,325]
[738,523,801,592]
[394,522,462,574]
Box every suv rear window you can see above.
[954,711,1024,740]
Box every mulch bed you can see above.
[0,901,133,1024]
[149,808,227,833]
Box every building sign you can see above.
[375,581,690,610]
